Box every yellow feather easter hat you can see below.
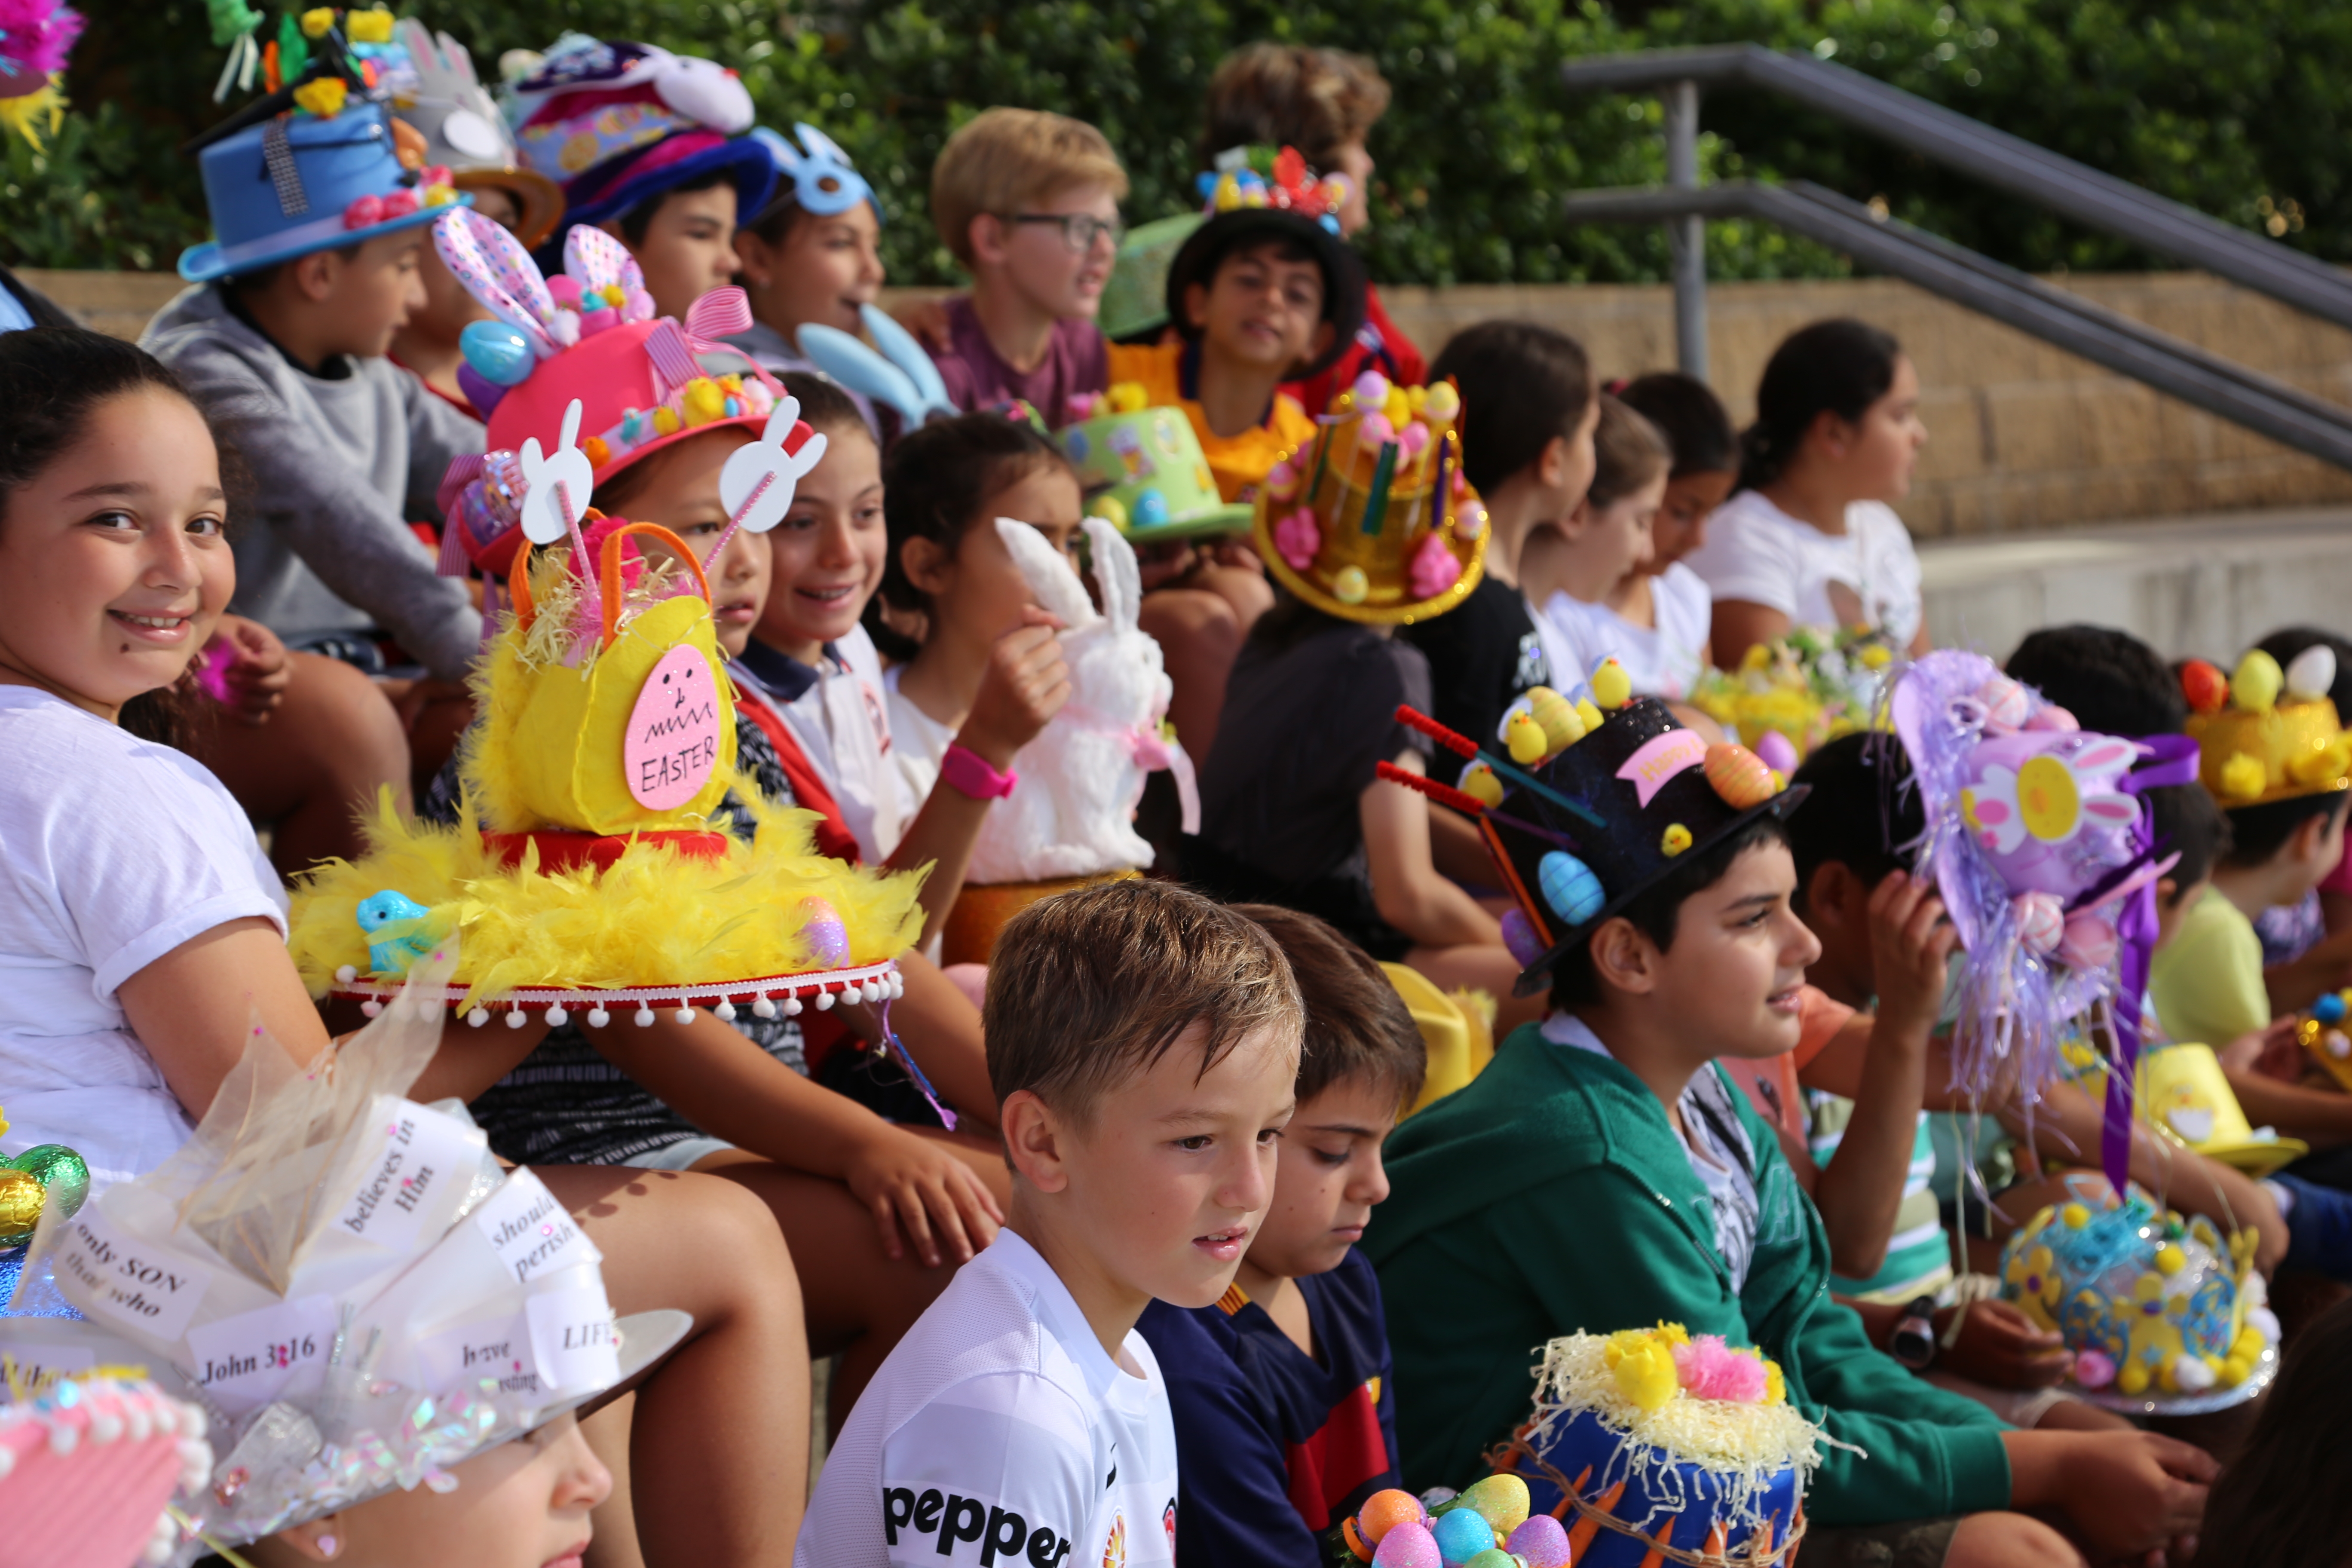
[287,397,926,1026]
[2183,646,2352,808]
[1253,372,1487,625]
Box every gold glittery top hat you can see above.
[2183,646,2352,808]
[1252,372,1487,625]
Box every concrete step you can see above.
[1919,505,2352,663]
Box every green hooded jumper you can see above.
[1362,1022,2012,1526]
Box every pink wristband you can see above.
[941,742,1018,800]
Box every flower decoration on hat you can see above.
[1377,659,1804,995]
[1196,143,1349,233]
[1255,373,1482,624]
[2182,643,2352,808]
[0,0,83,148]
[1893,650,2199,1199]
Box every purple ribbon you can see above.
[2099,734,2201,1195]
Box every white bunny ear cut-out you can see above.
[718,399,826,540]
[516,400,597,547]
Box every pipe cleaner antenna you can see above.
[1394,705,1605,827]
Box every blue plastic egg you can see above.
[1430,1509,1494,1565]
[1538,851,1605,927]
[460,319,538,387]
[1131,487,1170,528]
[2318,992,2347,1026]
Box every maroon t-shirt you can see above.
[931,295,1109,429]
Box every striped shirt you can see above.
[1808,1096,1952,1304]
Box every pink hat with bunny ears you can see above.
[432,205,783,493]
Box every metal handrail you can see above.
[1560,45,2352,332]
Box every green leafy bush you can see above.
[7,0,2338,285]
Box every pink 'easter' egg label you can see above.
[623,644,723,809]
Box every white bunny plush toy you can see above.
[966,517,1198,884]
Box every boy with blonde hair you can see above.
[799,881,1304,1566]
[927,107,1126,426]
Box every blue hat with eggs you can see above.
[1386,685,1808,997]
[180,98,470,283]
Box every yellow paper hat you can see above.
[2137,1042,2307,1177]
[1381,962,1494,1119]
[1254,373,1486,625]
[2184,646,2352,807]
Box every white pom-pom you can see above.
[468,1008,490,1027]
[674,1007,695,1025]
[714,1001,736,1021]
[752,997,776,1019]
[545,1006,569,1027]
[0,1444,17,1479]
[588,1008,611,1028]
[2288,644,2338,703]
[2171,1354,2217,1393]
[815,989,835,1011]
[360,1000,384,1018]
[176,1405,205,1441]
[783,995,803,1016]
[507,1008,528,1028]
[49,1424,77,1456]
[151,1402,176,1437]
[335,965,358,985]
[126,1404,152,1442]
[2248,1305,2282,1344]
[634,1007,656,1027]
[89,1410,122,1444]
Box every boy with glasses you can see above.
[925,107,1125,427]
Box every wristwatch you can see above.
[1889,1295,1939,1370]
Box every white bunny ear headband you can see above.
[8,949,688,1553]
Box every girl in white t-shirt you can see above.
[0,328,809,1562]
[1686,318,1930,668]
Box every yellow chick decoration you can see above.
[2232,649,2283,714]
[1460,764,1505,809]
[1575,696,1606,734]
[2218,752,2269,802]
[1608,1333,1682,1413]
[1505,711,1549,766]
[1590,657,1632,710]
[345,6,396,42]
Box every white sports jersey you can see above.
[798,1230,1180,1568]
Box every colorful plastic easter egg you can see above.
[1360,412,1396,448]
[1358,1491,1426,1545]
[1422,380,1461,423]
[2178,659,2229,716]
[1538,851,1606,926]
[1429,1509,1494,1565]
[1704,742,1778,809]
[459,318,538,386]
[1128,489,1168,528]
[1371,1520,1440,1568]
[2317,992,2348,1026]
[1455,500,1487,541]
[2233,649,2284,714]
[1090,493,1129,532]
[1528,687,1583,752]
[1459,1553,1516,1568]
[0,1170,44,1242]
[1500,907,1547,968]
[1589,656,1632,710]
[2288,643,2339,703]
[1334,566,1369,604]
[1266,459,1300,501]
[2056,910,2118,970]
[798,895,850,967]
[6,1145,88,1227]
[1453,1475,1530,1539]
[2024,702,2079,732]
[1753,729,1799,776]
[2014,890,2065,956]
[1976,673,2030,732]
[1505,712,1548,765]
[2073,1348,2116,1389]
[1505,1515,1571,1568]
[1353,371,1393,408]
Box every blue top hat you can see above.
[179,101,470,284]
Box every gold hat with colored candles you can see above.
[1253,372,1486,625]
[2182,646,2352,808]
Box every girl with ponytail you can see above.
[1687,318,1931,668]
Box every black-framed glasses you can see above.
[1008,211,1124,253]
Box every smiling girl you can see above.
[1687,318,1932,669]
[0,328,813,1563]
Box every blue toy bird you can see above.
[355,890,436,976]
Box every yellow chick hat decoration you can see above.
[286,398,928,1038]
[2184,644,2352,808]
[1255,374,1485,625]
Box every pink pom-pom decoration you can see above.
[1397,421,1431,458]
[546,274,585,309]
[1505,1516,1572,1568]
[1360,412,1396,447]
[2014,891,2066,956]
[418,164,453,190]
[1672,1335,1769,1403]
[577,306,619,339]
[1369,1520,1440,1568]
[1352,370,1392,407]
[341,194,385,230]
[2073,1349,2116,1389]
[623,288,658,322]
[1274,507,1320,571]
[1754,729,1800,776]
[0,0,82,77]
[1409,533,1462,600]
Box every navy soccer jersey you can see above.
[1136,1247,1400,1567]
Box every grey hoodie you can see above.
[141,284,483,682]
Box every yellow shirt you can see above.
[2149,885,2271,1048]
[1106,338,1317,505]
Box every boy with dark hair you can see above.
[800,880,1304,1567]
[1367,701,2214,1566]
[2005,624,2187,739]
[1400,321,1597,753]
[1138,905,1424,1568]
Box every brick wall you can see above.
[30,266,2352,536]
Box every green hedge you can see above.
[8,0,2339,286]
